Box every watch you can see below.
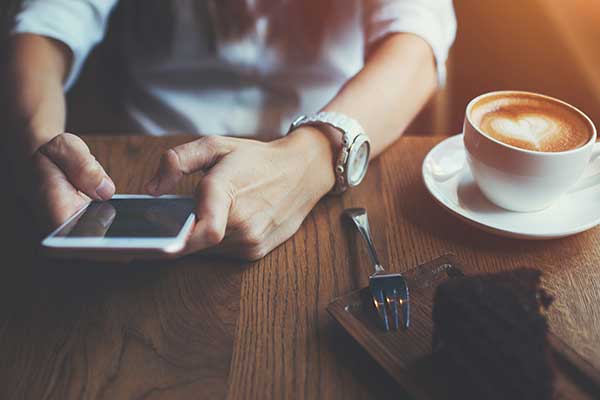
[288,111,371,194]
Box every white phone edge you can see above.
[42,194,196,255]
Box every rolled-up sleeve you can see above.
[11,0,119,90]
[365,0,457,86]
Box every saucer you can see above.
[422,134,600,239]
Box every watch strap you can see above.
[289,111,367,194]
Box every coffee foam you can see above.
[470,93,592,152]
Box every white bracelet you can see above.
[288,111,371,194]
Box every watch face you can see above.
[346,137,370,187]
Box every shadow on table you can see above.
[328,321,412,399]
[401,168,593,263]
[0,180,244,398]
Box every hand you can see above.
[146,128,336,260]
[30,133,116,229]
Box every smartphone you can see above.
[42,194,196,259]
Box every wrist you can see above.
[279,126,339,195]
[21,124,61,156]
[6,120,60,186]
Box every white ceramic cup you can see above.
[463,91,598,212]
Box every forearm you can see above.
[283,33,437,193]
[323,33,438,157]
[4,34,70,157]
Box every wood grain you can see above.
[2,134,600,399]
[327,256,600,400]
[226,133,600,399]
[0,137,243,400]
[2,1,600,397]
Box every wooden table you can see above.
[1,134,599,399]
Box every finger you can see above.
[39,133,115,201]
[146,136,232,196]
[32,152,90,229]
[182,175,235,254]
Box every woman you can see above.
[5,0,455,259]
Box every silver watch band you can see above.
[288,111,367,194]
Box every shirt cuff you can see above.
[366,1,457,86]
[11,0,116,90]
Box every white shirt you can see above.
[13,0,456,139]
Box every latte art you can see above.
[470,93,592,152]
[487,114,561,151]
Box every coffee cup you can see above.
[463,91,598,212]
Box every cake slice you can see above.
[432,268,555,399]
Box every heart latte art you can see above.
[470,93,592,152]
[488,115,560,149]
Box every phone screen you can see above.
[54,198,195,238]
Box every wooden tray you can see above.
[327,255,600,399]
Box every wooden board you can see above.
[327,255,600,400]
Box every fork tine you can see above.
[371,288,390,331]
[400,282,410,329]
[386,288,400,330]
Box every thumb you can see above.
[39,133,115,201]
[183,174,235,254]
[146,136,232,196]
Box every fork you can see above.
[344,208,410,330]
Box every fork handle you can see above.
[344,208,385,273]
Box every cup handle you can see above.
[569,142,600,193]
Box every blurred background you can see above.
[5,1,600,137]
[411,0,600,136]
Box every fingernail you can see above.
[96,178,115,200]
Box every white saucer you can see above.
[422,134,600,239]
